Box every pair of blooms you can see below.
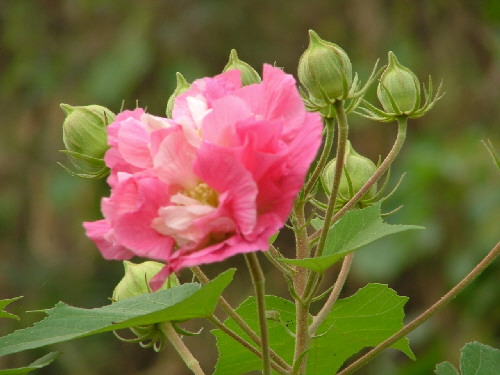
[84,65,322,290]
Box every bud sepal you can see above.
[316,141,406,213]
[60,104,114,179]
[166,73,191,118]
[357,51,443,122]
[298,30,382,118]
[223,49,261,86]
[321,141,378,209]
[111,261,182,352]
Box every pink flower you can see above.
[84,64,322,290]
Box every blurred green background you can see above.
[0,0,498,374]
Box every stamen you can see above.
[183,183,218,207]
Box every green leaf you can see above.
[435,362,460,375]
[281,202,423,273]
[212,296,295,375]
[0,352,59,374]
[308,283,414,374]
[212,284,413,375]
[0,297,23,321]
[0,269,234,357]
[435,342,500,375]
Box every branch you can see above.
[337,239,500,375]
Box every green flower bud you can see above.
[61,104,114,178]
[298,30,352,103]
[223,49,261,86]
[322,141,377,206]
[112,261,180,352]
[377,52,421,114]
[166,73,190,118]
[112,261,177,302]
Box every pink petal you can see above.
[167,233,269,273]
[83,220,134,260]
[103,175,174,260]
[153,126,198,189]
[107,109,145,147]
[237,65,306,140]
[172,70,242,121]
[117,117,153,169]
[194,142,257,236]
[149,265,171,291]
[201,95,251,147]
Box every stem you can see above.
[303,117,335,198]
[309,253,354,336]
[303,273,322,303]
[337,239,500,375]
[208,316,289,375]
[245,253,272,375]
[191,266,291,371]
[292,102,349,374]
[162,322,206,375]
[314,101,349,259]
[292,200,311,373]
[310,117,408,243]
[265,245,295,277]
[293,301,310,375]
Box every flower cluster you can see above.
[83,65,322,289]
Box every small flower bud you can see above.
[322,141,377,206]
[223,49,261,86]
[112,261,179,352]
[298,30,352,103]
[112,261,175,302]
[61,104,114,178]
[166,73,190,118]
[377,52,421,114]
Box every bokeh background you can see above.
[0,0,498,374]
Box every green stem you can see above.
[337,239,500,375]
[265,245,295,277]
[245,253,272,375]
[309,253,354,336]
[303,117,335,198]
[310,117,408,243]
[303,273,322,303]
[191,266,291,372]
[313,101,349,259]
[163,322,206,375]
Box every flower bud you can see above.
[377,52,421,114]
[165,73,190,118]
[112,261,179,352]
[61,104,114,178]
[322,141,377,206]
[223,49,261,86]
[112,261,176,302]
[298,30,352,103]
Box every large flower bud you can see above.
[61,104,114,178]
[166,73,191,118]
[377,52,421,114]
[322,141,377,206]
[298,30,352,103]
[223,49,261,86]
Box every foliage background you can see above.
[0,0,498,374]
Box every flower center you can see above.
[182,182,218,207]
